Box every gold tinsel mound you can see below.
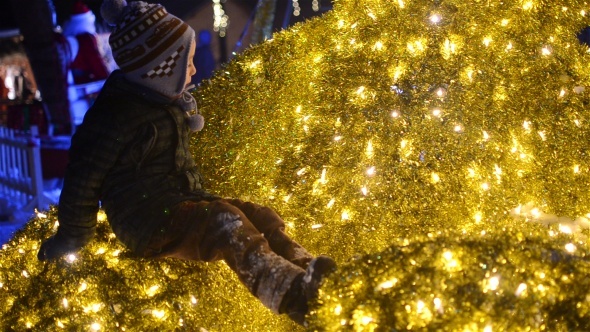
[2,0,590,330]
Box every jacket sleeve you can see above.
[56,105,126,248]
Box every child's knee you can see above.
[207,200,242,217]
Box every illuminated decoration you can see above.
[212,0,229,37]
[2,0,590,330]
[293,0,301,16]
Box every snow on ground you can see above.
[0,182,61,245]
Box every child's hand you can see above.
[37,233,80,261]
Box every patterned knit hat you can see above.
[100,0,196,98]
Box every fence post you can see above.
[0,125,48,212]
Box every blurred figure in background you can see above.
[191,29,216,85]
[62,1,110,85]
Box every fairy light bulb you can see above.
[430,13,441,24]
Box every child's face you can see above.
[185,41,196,86]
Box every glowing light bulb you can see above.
[366,166,376,176]
[559,224,573,234]
[96,210,107,221]
[146,285,160,297]
[474,212,482,223]
[417,300,425,312]
[431,172,440,183]
[432,108,442,117]
[483,37,492,47]
[541,46,552,55]
[565,243,576,252]
[360,315,374,325]
[443,250,453,260]
[494,164,502,175]
[487,276,500,291]
[391,110,400,118]
[341,210,350,220]
[523,120,531,130]
[434,298,443,313]
[376,278,398,290]
[327,198,335,208]
[248,60,261,70]
[515,283,527,296]
[320,168,327,184]
[151,309,165,319]
[430,14,441,24]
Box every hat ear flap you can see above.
[101,0,127,26]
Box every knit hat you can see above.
[63,1,97,36]
[101,0,195,98]
[101,0,204,132]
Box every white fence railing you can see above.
[0,125,48,212]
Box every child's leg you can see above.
[222,198,314,269]
[146,200,306,314]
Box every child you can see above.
[37,0,335,326]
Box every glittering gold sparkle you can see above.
[2,0,590,330]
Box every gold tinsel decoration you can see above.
[2,0,590,330]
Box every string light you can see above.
[212,0,229,37]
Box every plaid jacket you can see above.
[57,71,204,254]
